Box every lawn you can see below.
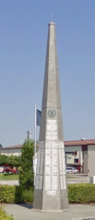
[67,175,78,178]
[0,173,77,180]
[0,173,19,180]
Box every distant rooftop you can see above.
[0,139,95,151]
[1,144,22,150]
[65,139,95,146]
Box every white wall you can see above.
[0,148,21,156]
[88,145,95,176]
[65,146,82,166]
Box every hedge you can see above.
[0,184,95,204]
[0,185,23,203]
[0,185,34,203]
[68,183,95,203]
[0,206,14,220]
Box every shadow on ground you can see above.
[17,203,33,209]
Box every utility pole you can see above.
[27,131,32,140]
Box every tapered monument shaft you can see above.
[33,22,69,211]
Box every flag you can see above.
[36,109,41,126]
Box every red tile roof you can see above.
[1,144,22,150]
[65,139,95,146]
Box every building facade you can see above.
[0,139,95,175]
[0,145,22,156]
[65,145,82,172]
[65,139,95,176]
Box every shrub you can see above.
[19,139,34,190]
[68,183,95,203]
[22,190,34,203]
[1,184,95,204]
[0,155,8,165]
[0,185,23,203]
[0,206,14,220]
[0,185,33,204]
[0,155,21,167]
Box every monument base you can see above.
[32,208,69,213]
[33,194,69,212]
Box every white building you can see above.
[0,145,22,156]
[1,139,95,175]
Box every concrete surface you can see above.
[33,22,68,210]
[0,180,19,185]
[67,175,90,184]
[4,204,95,220]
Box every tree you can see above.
[0,155,21,167]
[0,144,3,148]
[7,155,21,167]
[19,139,34,190]
[0,155,7,165]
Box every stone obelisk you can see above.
[33,22,69,211]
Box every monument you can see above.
[33,22,69,211]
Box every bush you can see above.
[0,155,21,167]
[19,139,34,190]
[0,206,14,220]
[1,184,95,204]
[0,185,33,204]
[0,185,23,203]
[68,183,95,203]
[22,189,34,203]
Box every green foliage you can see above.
[19,139,34,190]
[22,189,34,203]
[0,155,21,167]
[0,206,14,220]
[0,185,23,203]
[68,183,95,203]
[0,155,8,165]
[0,185,33,204]
[7,155,21,167]
[1,183,95,205]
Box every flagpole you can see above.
[34,104,37,185]
[34,104,37,157]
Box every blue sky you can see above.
[0,0,95,146]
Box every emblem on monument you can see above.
[48,109,56,118]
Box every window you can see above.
[74,159,78,163]
[65,151,77,155]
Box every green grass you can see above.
[0,173,19,180]
[67,175,78,179]
[0,174,77,180]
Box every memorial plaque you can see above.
[52,166,58,174]
[45,166,51,174]
[45,176,51,190]
[47,191,56,196]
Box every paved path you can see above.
[4,204,95,220]
[68,177,89,184]
[0,180,19,185]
